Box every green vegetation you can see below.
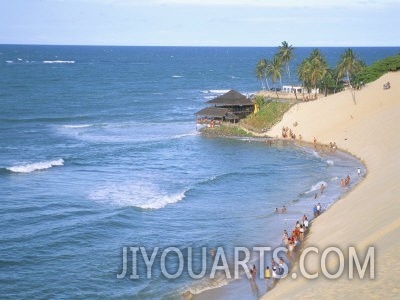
[337,48,365,103]
[355,54,400,84]
[201,124,253,137]
[200,96,292,137]
[298,49,328,99]
[257,42,400,102]
[255,42,366,101]
[241,96,293,133]
[278,41,297,99]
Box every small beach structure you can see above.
[282,85,304,94]
[195,90,254,125]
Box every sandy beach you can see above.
[262,72,400,298]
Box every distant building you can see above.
[282,85,304,94]
[195,90,254,125]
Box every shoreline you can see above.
[187,140,364,300]
[191,71,399,299]
[261,71,400,298]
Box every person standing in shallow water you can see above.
[264,266,271,282]
[320,183,326,194]
[252,265,257,279]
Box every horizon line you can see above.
[1,43,399,48]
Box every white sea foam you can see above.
[43,60,75,64]
[326,159,334,165]
[57,121,196,144]
[201,89,230,94]
[172,75,183,78]
[304,180,328,194]
[172,131,199,139]
[89,181,187,209]
[7,159,64,173]
[62,124,92,129]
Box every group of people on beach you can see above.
[261,182,329,290]
[260,212,311,288]
[314,137,338,153]
[279,127,339,155]
[253,131,364,295]
[281,126,296,140]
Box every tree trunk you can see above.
[287,64,298,100]
[265,77,270,90]
[347,70,356,104]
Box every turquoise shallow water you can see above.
[0,45,394,299]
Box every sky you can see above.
[0,0,399,46]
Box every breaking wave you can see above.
[89,180,188,209]
[43,60,75,64]
[6,159,64,173]
[304,180,328,194]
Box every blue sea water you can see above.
[0,45,398,299]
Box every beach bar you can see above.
[195,90,254,126]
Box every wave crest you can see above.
[89,181,187,209]
[304,180,328,194]
[7,159,64,173]
[43,60,75,64]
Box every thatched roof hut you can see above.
[206,90,253,106]
[195,107,239,121]
[195,90,253,124]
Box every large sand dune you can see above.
[263,72,400,299]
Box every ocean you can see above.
[0,45,398,299]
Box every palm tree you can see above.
[298,59,311,93]
[320,69,336,96]
[337,48,364,104]
[308,57,327,98]
[278,41,296,99]
[297,48,328,99]
[309,48,325,62]
[268,55,283,98]
[255,58,271,90]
